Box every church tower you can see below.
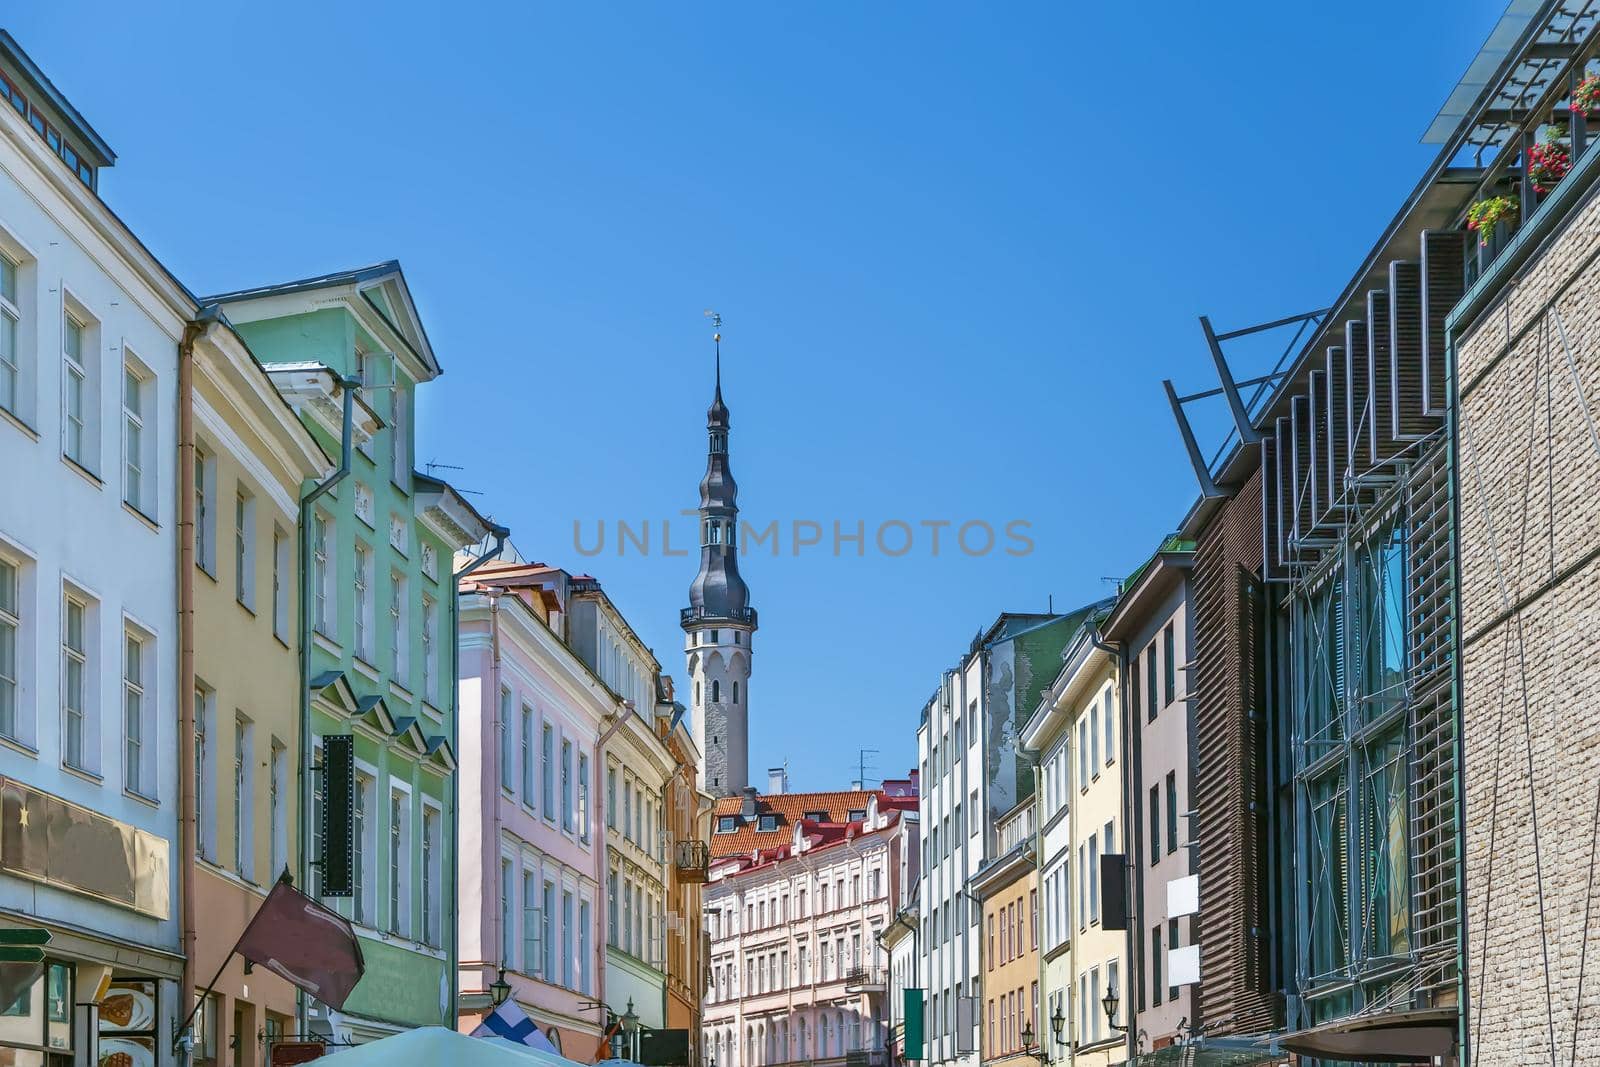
[683,320,755,797]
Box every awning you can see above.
[1127,1043,1283,1067]
[1279,1008,1457,1063]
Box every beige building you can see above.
[1023,614,1127,1066]
[972,801,1040,1067]
[187,318,330,1065]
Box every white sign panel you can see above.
[1167,874,1199,918]
[1171,945,1201,986]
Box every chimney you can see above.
[740,786,759,819]
[850,779,863,791]
[767,767,787,795]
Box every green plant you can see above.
[1467,196,1517,246]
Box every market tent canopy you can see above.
[1279,1008,1456,1063]
[319,1027,585,1066]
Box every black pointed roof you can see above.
[685,343,754,627]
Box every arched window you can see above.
[733,681,740,704]
[695,681,700,706]
[712,679,721,703]
[727,521,737,547]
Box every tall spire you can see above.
[686,312,751,622]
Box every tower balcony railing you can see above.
[680,606,759,627]
[843,967,887,993]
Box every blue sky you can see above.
[13,2,1503,791]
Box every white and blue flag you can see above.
[471,998,560,1053]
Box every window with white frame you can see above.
[390,381,409,488]
[561,737,573,833]
[0,250,20,417]
[234,715,254,878]
[122,357,156,516]
[270,741,287,878]
[123,625,154,797]
[577,753,590,842]
[235,487,256,610]
[309,735,324,897]
[579,898,593,993]
[420,595,436,702]
[61,308,96,470]
[422,802,441,946]
[389,786,411,937]
[505,859,519,968]
[61,588,92,772]
[272,526,289,642]
[498,687,514,792]
[388,570,407,682]
[195,683,215,861]
[543,879,557,979]
[194,443,216,575]
[519,704,532,799]
[352,770,374,925]
[312,511,333,637]
[541,721,555,819]
[353,542,372,663]
[521,867,539,974]
[353,482,373,527]
[0,554,20,742]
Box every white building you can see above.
[0,30,191,1064]
[703,782,918,1067]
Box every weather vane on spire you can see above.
[704,309,724,390]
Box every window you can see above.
[195,685,214,861]
[562,890,575,987]
[235,488,256,609]
[1168,918,1180,1000]
[195,445,216,575]
[624,781,633,840]
[309,736,324,897]
[123,628,151,796]
[579,899,593,992]
[608,871,619,946]
[270,742,287,879]
[1167,772,1179,855]
[1129,656,1140,731]
[0,251,19,417]
[353,543,372,662]
[1163,623,1176,705]
[562,738,574,832]
[498,688,514,792]
[353,771,373,925]
[1107,960,1120,1031]
[1077,718,1088,788]
[61,591,90,771]
[1077,845,1087,929]
[1151,924,1163,1006]
[62,310,95,469]
[1030,888,1037,949]
[716,815,737,834]
[542,722,555,819]
[1089,966,1101,1042]
[420,595,437,700]
[507,861,521,968]
[390,381,409,487]
[0,556,17,742]
[389,789,410,937]
[1103,689,1115,765]
[578,753,590,841]
[122,359,155,514]
[1089,702,1100,771]
[1146,644,1158,723]
[389,571,408,682]
[233,716,253,877]
[518,704,533,799]
[271,527,289,641]
[757,813,778,831]
[712,679,720,703]
[1150,785,1161,867]
[607,766,618,828]
[312,512,332,636]
[422,803,441,946]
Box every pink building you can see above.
[703,778,920,1067]
[457,561,620,1056]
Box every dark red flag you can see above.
[235,880,364,1010]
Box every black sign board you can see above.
[640,1027,690,1066]
[320,736,355,897]
[1100,852,1129,931]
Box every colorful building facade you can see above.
[209,264,495,1043]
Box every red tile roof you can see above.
[708,787,916,859]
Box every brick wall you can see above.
[1457,181,1600,1065]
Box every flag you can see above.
[472,998,559,1052]
[234,879,365,1010]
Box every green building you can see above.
[207,262,497,1042]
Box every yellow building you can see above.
[1023,614,1127,1067]
[186,319,329,1066]
[974,800,1041,1067]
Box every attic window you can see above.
[758,814,779,832]
[803,810,826,823]
[716,815,738,834]
[848,809,867,822]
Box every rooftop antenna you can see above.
[1048,594,1054,614]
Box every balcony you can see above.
[843,967,886,994]
[845,1050,887,1067]
[675,839,710,883]
[680,605,759,627]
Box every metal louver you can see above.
[1389,260,1431,441]
[1420,230,1468,417]
[1366,289,1396,467]
[1324,346,1349,516]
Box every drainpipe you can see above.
[1064,690,1078,1067]
[1445,326,1472,1067]
[452,527,509,1026]
[482,587,506,1004]
[595,701,634,1032]
[1087,624,1134,1064]
[177,309,216,1062]
[295,373,358,1034]
[1028,757,1048,1065]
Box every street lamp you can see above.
[622,998,642,1060]
[490,969,512,1006]
[1050,1004,1065,1046]
[1101,981,1127,1034]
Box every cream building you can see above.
[1023,614,1127,1066]
[187,318,330,1065]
